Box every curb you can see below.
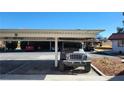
[91,64,106,76]
[121,59,124,63]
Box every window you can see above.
[118,40,124,47]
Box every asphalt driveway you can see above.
[1,51,122,80]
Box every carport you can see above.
[0,29,104,67]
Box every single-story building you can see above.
[109,33,124,53]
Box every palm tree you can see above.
[116,13,124,33]
[117,27,123,33]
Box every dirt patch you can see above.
[96,40,112,49]
[92,57,124,76]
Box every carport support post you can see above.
[4,41,7,52]
[55,37,58,67]
[49,41,51,51]
[62,42,64,51]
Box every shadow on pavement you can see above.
[0,60,88,80]
[108,76,124,81]
[91,50,116,56]
[108,70,124,81]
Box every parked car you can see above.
[25,46,34,51]
[58,48,91,72]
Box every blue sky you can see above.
[0,12,123,37]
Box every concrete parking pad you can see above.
[0,52,123,80]
[45,75,113,81]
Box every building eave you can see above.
[0,29,104,33]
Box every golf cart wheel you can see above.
[58,61,65,72]
[84,63,91,73]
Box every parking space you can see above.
[0,52,113,80]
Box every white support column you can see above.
[81,42,84,49]
[55,37,58,67]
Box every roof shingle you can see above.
[109,33,124,40]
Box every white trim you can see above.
[0,29,103,39]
